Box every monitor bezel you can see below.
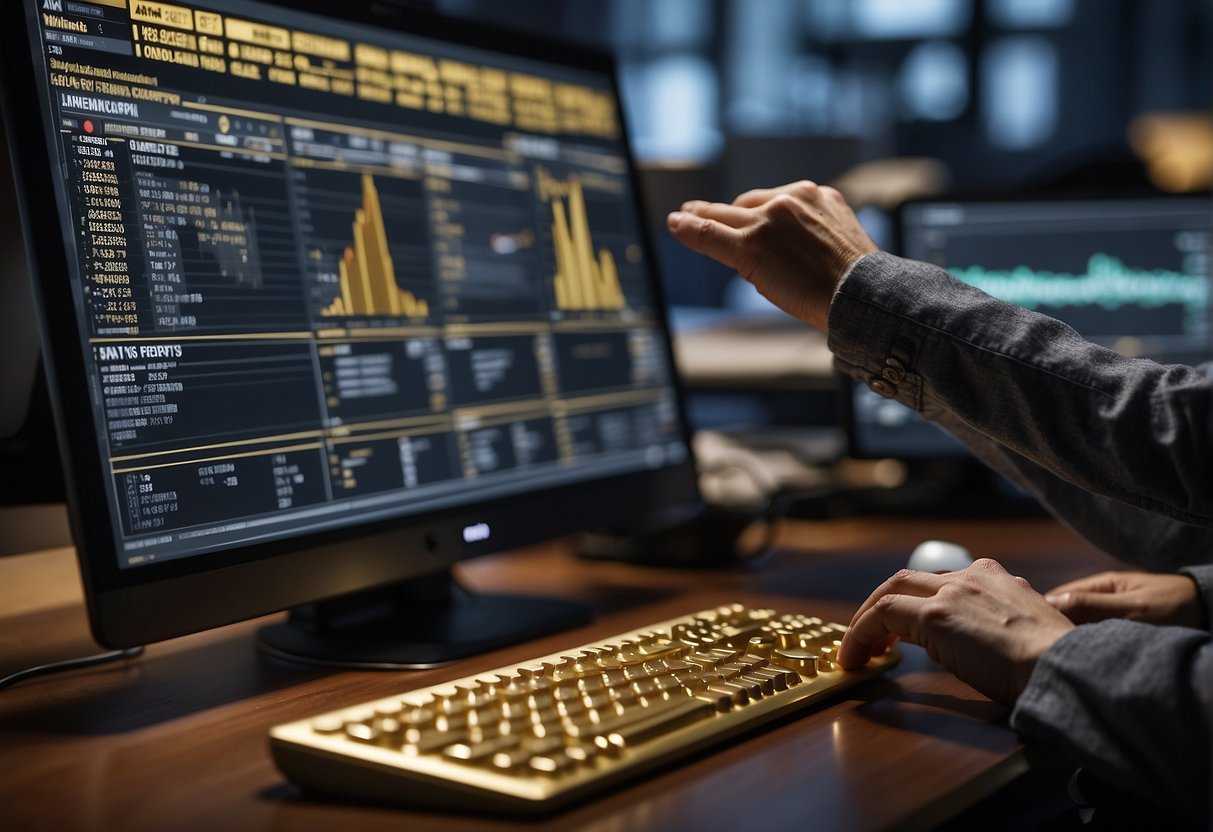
[0,0,701,647]
[893,188,1213,259]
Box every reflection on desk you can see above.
[0,504,72,559]
[0,517,1119,832]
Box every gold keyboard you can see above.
[269,603,900,814]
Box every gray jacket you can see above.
[828,251,1212,827]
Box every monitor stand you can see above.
[256,569,591,669]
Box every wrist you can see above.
[822,249,874,332]
[1012,620,1074,699]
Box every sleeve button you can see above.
[869,379,895,398]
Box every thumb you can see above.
[1046,590,1135,624]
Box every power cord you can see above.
[738,482,845,563]
[0,645,144,692]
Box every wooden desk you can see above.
[0,517,1119,832]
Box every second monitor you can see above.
[848,193,1212,461]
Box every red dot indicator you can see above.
[83,120,95,134]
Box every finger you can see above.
[1045,572,1121,597]
[839,593,932,670]
[734,180,823,208]
[679,199,755,228]
[847,569,948,628]
[666,211,746,263]
[1046,590,1140,624]
[864,633,898,660]
[733,187,781,208]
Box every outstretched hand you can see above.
[1046,571,1205,628]
[838,559,1074,706]
[666,180,878,330]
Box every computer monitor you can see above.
[846,193,1213,461]
[1,0,698,666]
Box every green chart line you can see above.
[948,253,1208,319]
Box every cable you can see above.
[0,645,144,692]
[734,483,840,564]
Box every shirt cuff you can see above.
[827,251,925,412]
[1178,564,1213,629]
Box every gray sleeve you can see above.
[926,410,1213,571]
[827,251,1213,568]
[1179,564,1213,623]
[826,251,1213,824]
[1010,620,1212,829]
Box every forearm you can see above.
[1011,620,1213,828]
[828,252,1213,527]
[930,409,1213,571]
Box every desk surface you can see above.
[0,517,1119,832]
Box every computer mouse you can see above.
[907,540,974,573]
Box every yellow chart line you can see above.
[110,441,323,474]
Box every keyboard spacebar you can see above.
[596,698,715,749]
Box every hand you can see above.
[1046,571,1205,628]
[838,559,1075,706]
[666,180,879,330]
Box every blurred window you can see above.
[987,0,1075,28]
[982,37,1059,149]
[850,0,971,39]
[900,41,969,121]
[610,0,721,162]
[621,57,722,162]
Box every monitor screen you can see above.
[847,194,1212,459]
[2,0,696,656]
